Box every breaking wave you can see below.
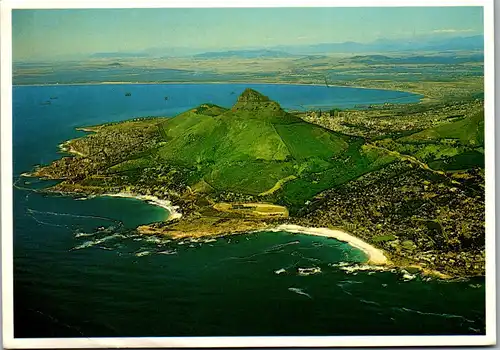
[288,287,312,299]
[71,233,127,251]
[297,267,322,276]
[328,262,421,281]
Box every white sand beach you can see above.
[58,141,85,157]
[270,224,389,265]
[104,192,183,221]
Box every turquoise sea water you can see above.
[12,84,485,337]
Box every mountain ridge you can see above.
[152,88,394,207]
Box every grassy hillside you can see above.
[374,108,484,172]
[399,108,484,146]
[149,88,396,208]
[91,89,400,210]
[274,122,349,160]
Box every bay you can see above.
[12,83,484,337]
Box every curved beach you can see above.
[270,224,389,265]
[103,192,183,221]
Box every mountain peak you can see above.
[237,88,271,103]
[231,88,286,117]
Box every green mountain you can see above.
[400,109,484,146]
[385,109,485,171]
[152,88,395,208]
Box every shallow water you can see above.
[12,84,484,337]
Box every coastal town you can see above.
[11,5,489,341]
[28,87,485,279]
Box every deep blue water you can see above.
[12,84,484,338]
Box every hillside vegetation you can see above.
[31,88,486,277]
[35,89,395,210]
[374,108,485,171]
[153,89,394,208]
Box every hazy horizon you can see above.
[13,7,484,62]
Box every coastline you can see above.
[59,141,85,157]
[268,224,389,266]
[35,181,454,279]
[12,80,425,101]
[76,127,99,133]
[267,224,452,279]
[103,192,183,221]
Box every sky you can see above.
[12,7,484,61]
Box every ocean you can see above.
[12,83,485,337]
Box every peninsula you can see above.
[29,88,485,278]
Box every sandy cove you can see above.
[137,218,389,266]
[104,192,183,220]
[42,186,449,277]
[269,224,389,265]
[43,185,452,277]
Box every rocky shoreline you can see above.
[24,90,484,281]
[25,173,466,281]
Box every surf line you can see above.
[102,192,182,220]
[266,224,389,266]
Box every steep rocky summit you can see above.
[231,88,284,116]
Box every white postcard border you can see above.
[1,0,495,348]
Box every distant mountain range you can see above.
[271,35,484,55]
[344,53,484,65]
[88,35,484,60]
[193,49,296,59]
[90,52,150,58]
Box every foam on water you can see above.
[71,233,127,250]
[264,240,300,254]
[288,287,313,299]
[394,307,476,324]
[135,251,151,257]
[74,231,98,238]
[27,208,118,224]
[158,250,177,255]
[297,267,322,276]
[360,298,381,306]
[12,84,485,337]
[329,262,424,282]
[330,262,395,274]
[224,239,302,263]
[401,270,417,281]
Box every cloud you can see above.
[296,35,314,41]
[432,28,476,33]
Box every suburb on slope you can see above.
[29,88,485,278]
